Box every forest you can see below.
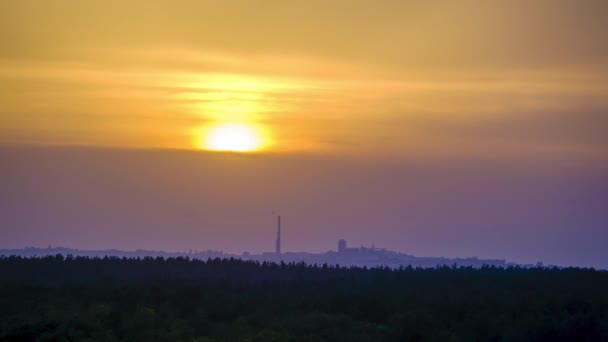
[1,255,607,341]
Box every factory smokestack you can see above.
[275,215,281,254]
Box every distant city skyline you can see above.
[0,238,516,270]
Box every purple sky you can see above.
[2,145,607,268]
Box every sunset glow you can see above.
[1,0,608,270]
[202,123,269,152]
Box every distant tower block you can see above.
[275,215,281,254]
[338,239,346,253]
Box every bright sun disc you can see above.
[204,123,265,152]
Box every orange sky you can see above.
[1,0,607,160]
[2,1,608,267]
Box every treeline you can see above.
[0,256,607,341]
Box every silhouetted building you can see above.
[338,239,347,253]
[275,215,281,254]
[0,244,512,269]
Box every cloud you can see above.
[1,1,607,159]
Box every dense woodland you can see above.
[1,256,607,341]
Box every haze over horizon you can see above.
[1,1,607,268]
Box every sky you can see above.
[1,1,607,267]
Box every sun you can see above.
[202,123,267,152]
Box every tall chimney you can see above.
[275,215,281,254]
